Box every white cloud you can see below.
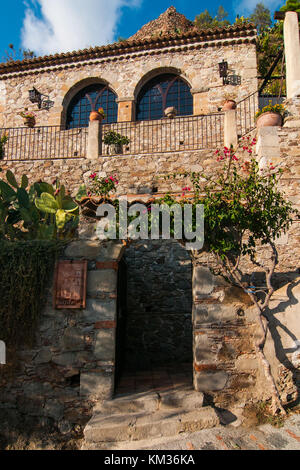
[21,0,141,56]
[233,0,283,16]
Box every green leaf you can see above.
[17,188,30,209]
[6,170,19,189]
[55,209,66,229]
[75,184,87,201]
[35,192,58,214]
[19,208,32,223]
[61,197,78,212]
[38,182,55,196]
[21,174,29,189]
[0,180,16,200]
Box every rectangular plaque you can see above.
[54,260,87,309]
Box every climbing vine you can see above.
[0,240,63,348]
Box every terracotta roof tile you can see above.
[0,23,256,76]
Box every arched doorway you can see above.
[115,239,193,394]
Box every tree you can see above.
[195,9,213,30]
[280,0,300,13]
[2,44,36,63]
[166,139,297,415]
[217,5,228,22]
[250,2,272,32]
[195,5,230,30]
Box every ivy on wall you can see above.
[0,240,62,348]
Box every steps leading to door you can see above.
[82,388,220,449]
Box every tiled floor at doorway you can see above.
[115,362,193,396]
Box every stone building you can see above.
[0,7,299,446]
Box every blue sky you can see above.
[0,0,284,60]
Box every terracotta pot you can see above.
[89,111,104,121]
[24,117,35,128]
[107,143,123,155]
[256,112,282,128]
[164,106,177,118]
[222,100,237,111]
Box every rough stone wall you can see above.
[129,6,195,41]
[123,240,193,371]
[191,265,269,409]
[0,239,125,435]
[0,42,257,129]
[0,149,217,197]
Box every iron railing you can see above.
[236,91,259,137]
[0,126,88,161]
[102,113,224,155]
[236,89,287,137]
[258,95,286,108]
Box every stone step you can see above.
[98,389,204,415]
[83,406,220,445]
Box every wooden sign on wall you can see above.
[53,260,87,309]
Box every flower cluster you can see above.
[181,186,191,197]
[19,110,36,119]
[255,102,285,120]
[97,107,106,118]
[215,147,238,162]
[88,173,118,197]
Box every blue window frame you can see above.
[66,84,118,129]
[136,74,193,121]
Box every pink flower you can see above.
[89,172,96,179]
[232,155,238,161]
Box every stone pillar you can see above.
[87,119,102,159]
[255,126,281,169]
[117,97,135,122]
[191,88,210,115]
[224,109,238,149]
[284,11,300,99]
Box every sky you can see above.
[0,0,284,60]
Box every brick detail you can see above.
[194,363,218,372]
[96,261,118,270]
[94,321,116,329]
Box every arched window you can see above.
[136,74,193,121]
[66,84,118,129]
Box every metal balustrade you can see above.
[0,126,88,161]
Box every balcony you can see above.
[0,113,224,162]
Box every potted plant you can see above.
[222,91,237,111]
[75,173,119,216]
[255,102,285,128]
[103,130,130,155]
[89,107,106,122]
[0,134,8,159]
[19,110,36,128]
[164,106,177,118]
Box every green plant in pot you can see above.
[0,134,8,159]
[255,102,286,128]
[103,130,130,155]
